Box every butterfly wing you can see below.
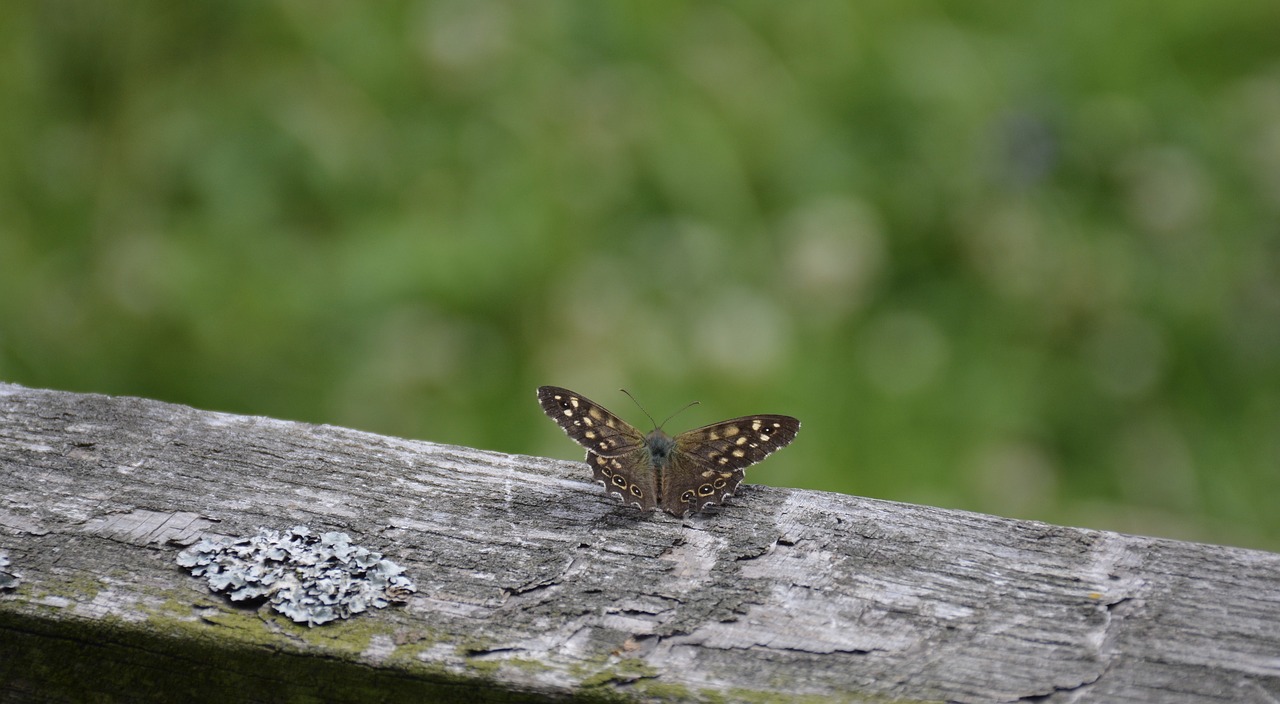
[661,415,800,515]
[536,386,657,510]
[537,386,646,456]
[585,449,660,512]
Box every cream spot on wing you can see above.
[708,431,719,441]
[718,457,729,465]
[584,430,596,439]
[598,441,610,450]
[701,470,714,478]
[562,409,573,416]
[589,408,603,420]
[751,420,762,431]
[582,416,594,427]
[732,449,745,458]
[724,426,740,437]
[735,436,748,446]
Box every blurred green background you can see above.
[2,2,1278,550]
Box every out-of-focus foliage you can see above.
[2,2,1278,550]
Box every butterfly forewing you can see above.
[663,415,801,514]
[674,415,801,472]
[536,386,646,457]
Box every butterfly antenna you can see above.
[657,400,700,430]
[619,389,659,429]
[621,389,701,430]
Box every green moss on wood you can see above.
[506,658,552,673]
[30,574,105,603]
[0,608,554,703]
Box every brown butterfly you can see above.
[537,386,800,516]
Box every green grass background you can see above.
[2,2,1278,550]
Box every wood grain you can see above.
[1,382,1278,703]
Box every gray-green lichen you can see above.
[176,526,416,626]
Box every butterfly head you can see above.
[643,428,676,463]
[620,389,696,467]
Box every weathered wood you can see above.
[1,382,1278,703]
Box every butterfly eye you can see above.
[697,484,715,497]
[681,490,696,503]
[713,478,727,489]
[629,486,643,498]
[612,476,627,488]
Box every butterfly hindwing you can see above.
[660,450,745,516]
[587,450,659,511]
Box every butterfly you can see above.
[536,386,800,516]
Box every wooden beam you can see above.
[1,382,1277,702]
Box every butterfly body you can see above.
[537,386,800,516]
